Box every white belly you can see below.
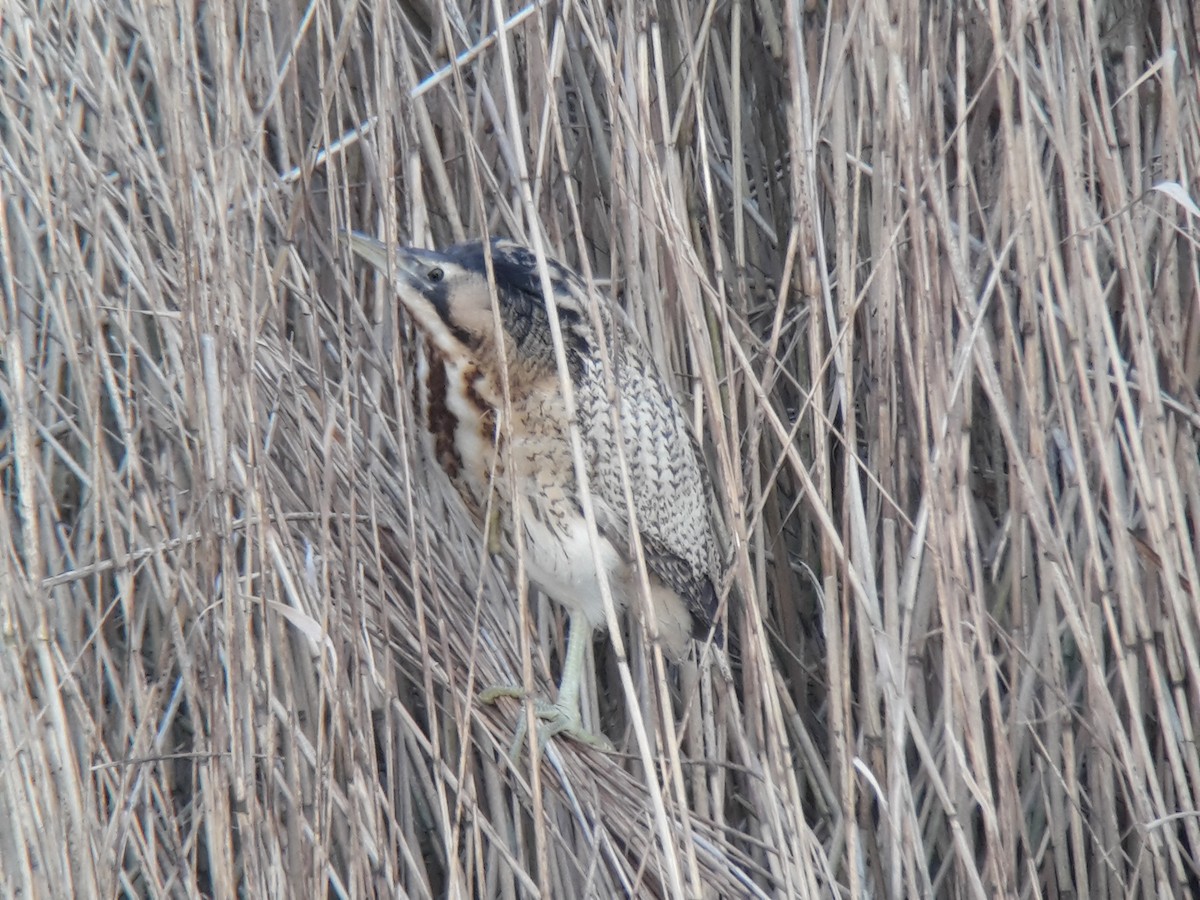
[517,502,625,630]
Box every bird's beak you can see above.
[345,231,453,283]
[345,231,392,274]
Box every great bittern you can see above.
[348,233,721,752]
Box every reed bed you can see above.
[2,0,1198,896]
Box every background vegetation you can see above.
[3,0,1199,896]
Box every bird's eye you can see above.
[427,267,444,283]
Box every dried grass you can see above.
[3,0,1199,896]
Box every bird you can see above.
[347,232,722,752]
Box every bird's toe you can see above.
[532,700,614,753]
[480,687,614,758]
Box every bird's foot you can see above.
[479,684,614,759]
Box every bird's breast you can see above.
[414,338,499,516]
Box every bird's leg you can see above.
[538,616,614,749]
[480,614,614,758]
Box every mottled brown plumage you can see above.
[348,233,722,750]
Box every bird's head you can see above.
[347,233,594,386]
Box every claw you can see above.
[481,614,613,759]
[480,685,614,760]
